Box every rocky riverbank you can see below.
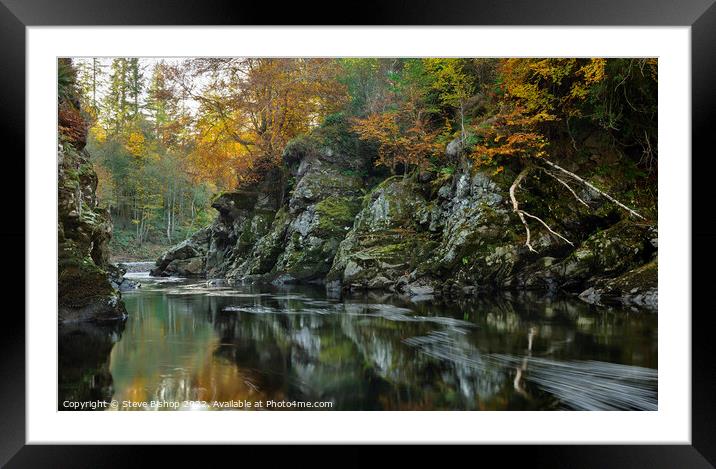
[151,119,658,310]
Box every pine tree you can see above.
[105,58,129,133]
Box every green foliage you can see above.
[283,133,320,162]
[75,58,216,257]
[338,58,392,116]
[438,166,455,176]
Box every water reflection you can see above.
[59,321,125,409]
[60,276,658,411]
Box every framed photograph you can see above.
[4,0,714,465]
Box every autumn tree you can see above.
[424,58,477,146]
[83,58,214,248]
[351,59,442,175]
[471,58,653,252]
[352,111,441,175]
[167,58,348,188]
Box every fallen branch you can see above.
[541,169,590,208]
[509,167,574,252]
[522,211,574,246]
[541,159,645,220]
[509,168,537,252]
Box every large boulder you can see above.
[150,226,211,277]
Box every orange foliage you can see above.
[472,58,609,167]
[352,111,441,172]
[58,101,88,148]
[179,58,348,188]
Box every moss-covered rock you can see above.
[506,220,656,292]
[157,119,371,286]
[58,77,126,323]
[163,126,659,311]
[58,247,124,322]
[227,207,292,281]
[314,196,362,237]
[152,168,285,279]
[327,177,438,291]
[265,162,364,284]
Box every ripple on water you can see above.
[402,331,657,411]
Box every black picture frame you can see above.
[2,0,714,466]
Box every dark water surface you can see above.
[59,272,657,411]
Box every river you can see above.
[59,269,658,411]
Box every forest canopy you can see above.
[66,57,657,256]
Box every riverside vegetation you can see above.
[57,58,658,411]
[147,58,658,309]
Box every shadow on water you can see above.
[58,273,658,411]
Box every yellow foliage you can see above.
[125,131,146,157]
[472,58,610,167]
[181,58,348,188]
[90,124,107,144]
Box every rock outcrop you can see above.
[151,119,368,286]
[326,149,654,300]
[58,61,127,323]
[234,140,364,285]
[151,225,211,277]
[152,124,658,310]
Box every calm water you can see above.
[59,272,658,411]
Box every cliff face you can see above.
[152,123,657,310]
[58,66,127,323]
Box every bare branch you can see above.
[521,211,574,246]
[541,169,590,208]
[541,159,646,220]
[510,168,537,252]
[510,166,575,252]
